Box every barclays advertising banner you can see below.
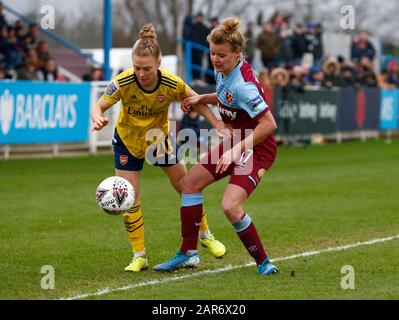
[380,90,399,130]
[0,81,91,144]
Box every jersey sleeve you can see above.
[236,82,269,119]
[102,79,122,105]
[173,76,190,101]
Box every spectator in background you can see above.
[182,14,193,58]
[0,25,8,64]
[277,21,293,67]
[314,23,324,65]
[25,23,38,46]
[337,55,346,69]
[339,65,356,88]
[355,56,377,87]
[190,12,209,81]
[351,31,375,62]
[270,67,291,145]
[291,23,306,66]
[307,65,324,87]
[270,67,289,89]
[15,26,26,51]
[386,60,399,87]
[82,66,104,81]
[377,68,396,89]
[205,17,219,84]
[257,22,281,70]
[17,60,38,80]
[258,68,273,108]
[0,64,12,79]
[0,65,6,79]
[304,21,323,67]
[322,58,340,89]
[179,110,201,148]
[0,2,8,29]
[36,58,65,82]
[24,47,41,69]
[244,22,255,65]
[36,40,51,69]
[0,26,24,69]
[290,65,307,92]
[13,19,24,30]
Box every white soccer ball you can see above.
[96,176,135,215]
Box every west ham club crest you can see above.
[226,91,234,104]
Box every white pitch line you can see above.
[61,233,399,300]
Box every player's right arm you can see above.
[91,76,123,131]
[91,97,113,131]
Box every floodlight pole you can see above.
[104,0,113,80]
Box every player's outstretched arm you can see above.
[184,89,232,139]
[91,97,113,131]
[182,90,218,113]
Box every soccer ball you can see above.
[96,176,135,215]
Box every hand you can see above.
[91,116,109,131]
[181,96,200,113]
[215,145,242,174]
[214,121,234,140]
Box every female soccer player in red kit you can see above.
[154,17,279,275]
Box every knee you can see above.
[181,176,201,194]
[220,200,241,218]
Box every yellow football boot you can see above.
[200,234,226,258]
[124,256,148,272]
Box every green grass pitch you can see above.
[0,138,398,300]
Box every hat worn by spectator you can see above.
[323,58,340,76]
[271,67,289,86]
[306,21,316,29]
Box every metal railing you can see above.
[178,39,214,85]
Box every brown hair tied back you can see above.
[133,23,161,59]
[207,17,246,53]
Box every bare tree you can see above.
[113,0,255,54]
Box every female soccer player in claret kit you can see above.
[154,17,279,275]
[91,24,226,272]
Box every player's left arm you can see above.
[239,110,277,149]
[216,84,277,173]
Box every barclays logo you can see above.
[0,90,78,136]
[0,90,14,135]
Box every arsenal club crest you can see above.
[157,94,166,103]
[119,154,128,166]
[226,91,234,104]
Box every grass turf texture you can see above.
[0,138,398,300]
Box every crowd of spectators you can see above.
[0,2,105,82]
[0,2,67,82]
[2,4,399,89]
[184,12,399,92]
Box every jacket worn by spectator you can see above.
[257,24,282,61]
